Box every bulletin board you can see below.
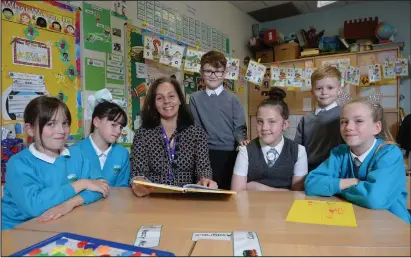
[1,1,82,139]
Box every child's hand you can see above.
[131,178,153,197]
[237,139,250,150]
[198,178,218,189]
[85,179,110,197]
[37,201,75,223]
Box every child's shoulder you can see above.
[374,141,402,159]
[67,145,85,160]
[190,90,205,99]
[112,143,129,155]
[7,148,32,166]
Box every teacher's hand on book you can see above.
[132,178,154,197]
[198,178,218,189]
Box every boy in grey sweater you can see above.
[295,66,344,172]
[190,51,248,189]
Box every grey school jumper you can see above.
[189,90,247,151]
[294,106,343,172]
[247,137,299,189]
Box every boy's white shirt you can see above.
[29,143,70,164]
[350,138,377,163]
[314,101,338,115]
[205,84,224,96]
[233,136,308,177]
[89,134,112,169]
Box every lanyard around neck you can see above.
[160,125,179,180]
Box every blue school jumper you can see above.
[305,138,410,224]
[1,145,104,230]
[76,136,130,187]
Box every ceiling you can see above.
[230,1,364,23]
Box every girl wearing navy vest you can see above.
[305,96,410,224]
[76,89,130,187]
[2,96,108,230]
[231,87,308,191]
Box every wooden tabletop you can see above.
[1,229,57,256]
[190,239,411,256]
[12,188,409,253]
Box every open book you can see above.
[133,180,237,195]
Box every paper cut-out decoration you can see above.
[60,52,71,64]
[382,60,395,79]
[56,38,69,53]
[244,60,266,86]
[56,90,68,103]
[159,40,185,68]
[184,48,204,73]
[368,64,382,83]
[345,66,360,86]
[112,0,127,20]
[395,58,409,76]
[65,65,78,81]
[225,58,240,80]
[143,35,163,61]
[24,24,39,41]
[54,69,70,88]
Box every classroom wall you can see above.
[260,1,411,115]
[66,1,256,124]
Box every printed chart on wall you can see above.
[136,1,230,53]
[1,0,82,139]
[83,3,112,53]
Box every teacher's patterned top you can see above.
[130,124,213,187]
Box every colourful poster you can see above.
[183,73,199,104]
[12,37,52,69]
[184,48,204,73]
[159,40,185,68]
[83,3,112,53]
[225,58,240,80]
[85,58,105,91]
[244,61,266,86]
[111,0,127,20]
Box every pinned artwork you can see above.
[65,65,78,81]
[56,38,70,53]
[302,67,315,90]
[60,52,71,64]
[394,58,408,76]
[13,37,51,69]
[24,24,39,41]
[293,68,304,87]
[225,58,240,80]
[143,35,163,61]
[244,60,266,86]
[54,69,70,88]
[159,40,185,68]
[382,60,395,79]
[286,68,295,86]
[183,48,204,73]
[368,64,382,83]
[56,90,68,103]
[345,66,360,86]
[111,0,127,20]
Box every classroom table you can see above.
[1,229,58,256]
[10,188,411,256]
[190,239,411,256]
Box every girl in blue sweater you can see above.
[1,96,109,230]
[305,97,410,224]
[76,90,130,187]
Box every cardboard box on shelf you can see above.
[256,49,274,63]
[274,42,300,61]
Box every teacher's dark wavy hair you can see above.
[141,77,193,131]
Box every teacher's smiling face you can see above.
[155,82,181,120]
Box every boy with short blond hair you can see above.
[295,66,343,172]
[189,51,248,190]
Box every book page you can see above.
[183,184,221,190]
[133,180,184,193]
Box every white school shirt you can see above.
[29,144,70,164]
[205,84,224,96]
[233,136,308,177]
[350,138,377,163]
[89,134,112,169]
[314,101,338,115]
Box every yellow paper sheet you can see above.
[286,200,357,227]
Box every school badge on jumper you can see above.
[67,174,78,182]
[114,165,121,174]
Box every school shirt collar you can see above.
[314,101,338,115]
[29,143,70,164]
[259,135,284,155]
[350,138,377,163]
[89,134,112,157]
[205,84,224,96]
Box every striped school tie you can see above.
[267,148,278,168]
[353,157,362,177]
